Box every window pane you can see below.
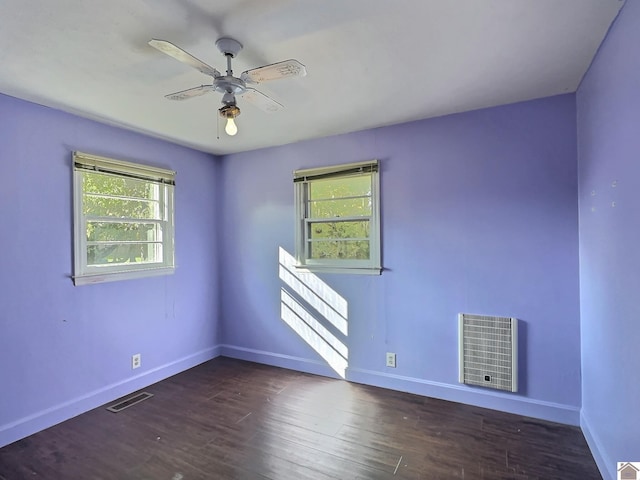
[309,240,370,260]
[308,220,370,240]
[87,222,159,242]
[83,196,160,219]
[83,172,154,199]
[309,175,371,201]
[83,172,161,219]
[309,196,371,218]
[87,243,162,266]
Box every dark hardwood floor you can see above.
[0,357,601,479]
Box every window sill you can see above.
[73,266,175,286]
[295,265,382,276]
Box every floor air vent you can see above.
[106,392,154,413]
[459,313,518,392]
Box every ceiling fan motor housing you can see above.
[214,75,246,95]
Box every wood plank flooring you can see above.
[0,357,601,479]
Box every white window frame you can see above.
[294,160,381,275]
[72,151,175,285]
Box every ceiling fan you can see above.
[149,37,307,136]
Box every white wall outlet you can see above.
[132,353,141,369]
[386,352,397,368]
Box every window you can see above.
[294,160,381,274]
[72,152,175,285]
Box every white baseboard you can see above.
[348,366,580,426]
[581,410,613,480]
[220,345,580,426]
[0,345,220,449]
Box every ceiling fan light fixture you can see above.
[225,117,238,136]
[219,104,241,136]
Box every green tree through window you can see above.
[307,175,372,260]
[83,172,161,266]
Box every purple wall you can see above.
[0,93,221,448]
[577,2,640,478]
[220,94,582,424]
[5,40,627,472]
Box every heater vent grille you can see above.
[106,392,154,413]
[459,313,518,392]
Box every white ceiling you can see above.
[0,0,624,155]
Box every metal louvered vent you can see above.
[459,313,518,392]
[106,392,154,413]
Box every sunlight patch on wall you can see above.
[279,247,348,378]
[278,247,348,335]
[281,292,348,378]
[281,290,348,359]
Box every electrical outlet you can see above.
[132,353,141,370]
[386,352,396,368]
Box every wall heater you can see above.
[459,313,518,393]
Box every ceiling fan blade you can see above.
[241,88,284,112]
[165,85,214,101]
[241,59,306,84]
[149,39,221,78]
